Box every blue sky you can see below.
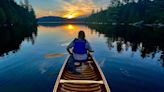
[15,0,110,18]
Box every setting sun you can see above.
[63,12,80,19]
[67,15,74,19]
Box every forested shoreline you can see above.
[86,0,164,25]
[0,0,36,28]
[0,0,37,56]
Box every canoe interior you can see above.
[55,56,109,92]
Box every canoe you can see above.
[53,54,111,92]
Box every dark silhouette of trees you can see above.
[0,8,7,25]
[86,0,164,24]
[0,0,36,28]
[0,0,37,56]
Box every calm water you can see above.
[0,24,164,92]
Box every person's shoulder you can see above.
[85,39,90,43]
[72,38,78,43]
[84,39,89,42]
[73,38,78,41]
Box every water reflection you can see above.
[67,24,75,30]
[3,23,161,92]
[38,23,164,67]
[0,26,37,57]
[87,24,164,65]
[38,23,93,40]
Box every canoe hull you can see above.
[53,55,111,92]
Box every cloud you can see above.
[61,0,98,17]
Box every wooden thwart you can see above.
[60,79,104,84]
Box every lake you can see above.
[0,23,164,92]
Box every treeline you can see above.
[0,0,36,28]
[86,0,164,24]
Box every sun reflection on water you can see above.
[67,24,74,30]
[38,24,95,40]
[63,24,80,30]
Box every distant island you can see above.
[0,0,36,28]
[37,16,86,24]
[37,16,68,23]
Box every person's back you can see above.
[67,31,93,74]
[67,31,92,62]
[73,38,87,55]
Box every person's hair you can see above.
[78,30,85,39]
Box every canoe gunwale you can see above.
[53,55,70,92]
[91,55,111,92]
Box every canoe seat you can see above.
[84,61,94,64]
[74,60,94,67]
[60,79,104,84]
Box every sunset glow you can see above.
[67,15,74,19]
[15,0,110,18]
[63,12,80,19]
[67,24,74,29]
[63,24,80,31]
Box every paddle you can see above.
[45,51,94,59]
[45,53,68,59]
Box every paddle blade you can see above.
[45,53,65,59]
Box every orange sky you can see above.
[16,0,110,18]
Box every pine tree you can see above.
[24,0,29,10]
[19,0,24,7]
[0,8,6,24]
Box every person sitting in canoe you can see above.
[67,30,93,74]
